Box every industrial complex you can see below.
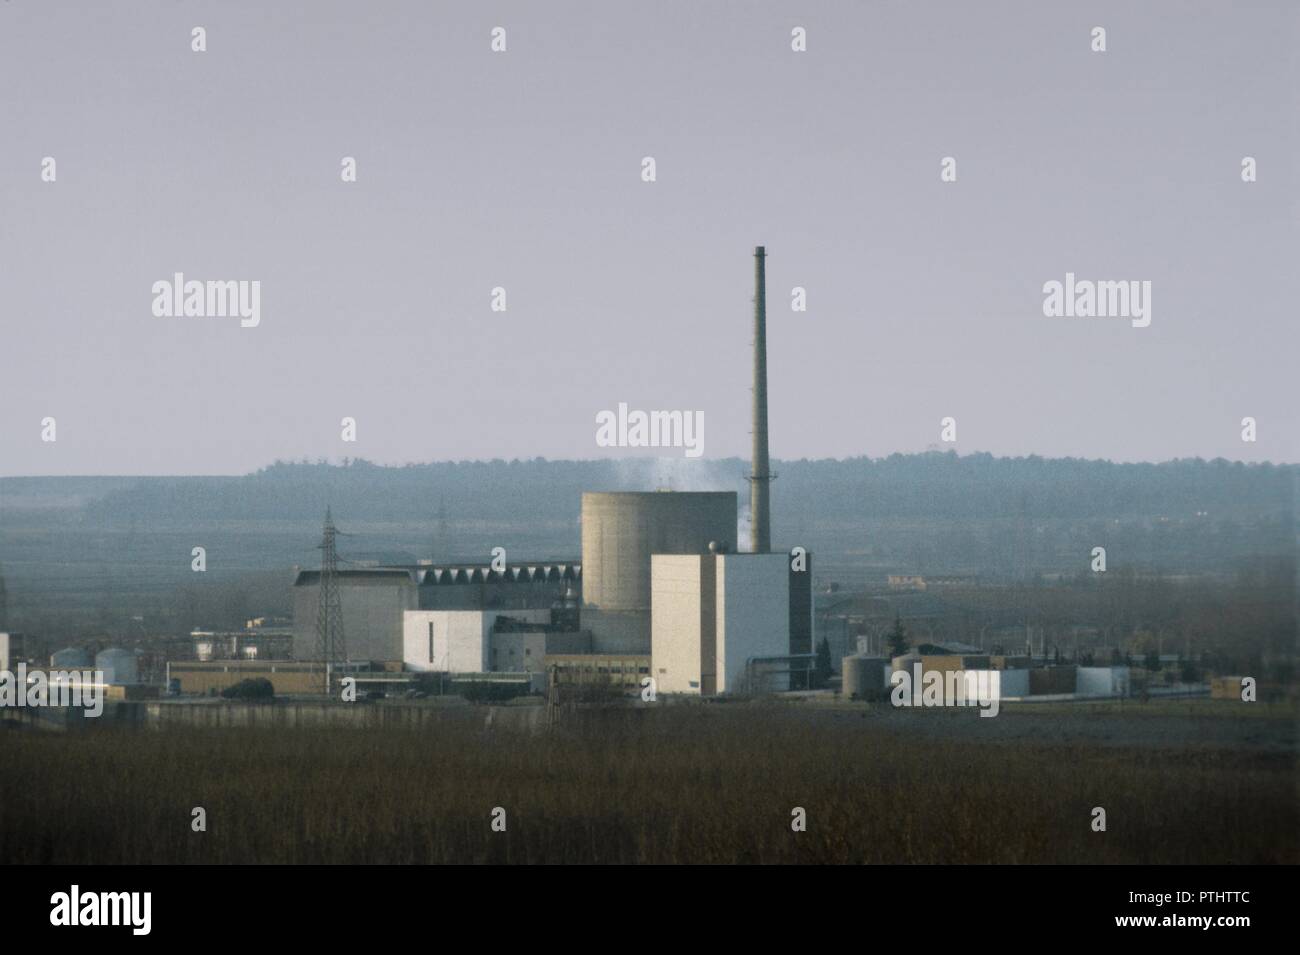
[3,248,1156,709]
[282,246,817,698]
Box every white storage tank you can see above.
[842,655,888,699]
[95,648,138,685]
[50,647,93,669]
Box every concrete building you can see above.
[402,608,590,674]
[651,552,792,695]
[294,562,580,663]
[293,568,419,663]
[403,609,550,673]
[581,491,737,654]
[1076,666,1131,697]
[168,660,323,696]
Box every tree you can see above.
[220,677,274,700]
[886,615,909,658]
[813,637,832,689]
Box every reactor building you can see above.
[580,490,737,654]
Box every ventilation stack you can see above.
[749,246,772,553]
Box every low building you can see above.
[402,609,589,674]
[1076,666,1131,697]
[168,660,329,696]
[545,654,651,690]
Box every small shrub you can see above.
[220,678,275,701]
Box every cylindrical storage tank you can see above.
[95,648,138,685]
[50,647,93,669]
[842,655,867,699]
[843,656,888,699]
[581,491,737,612]
[842,657,873,701]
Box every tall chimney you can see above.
[750,246,772,553]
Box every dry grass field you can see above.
[1,702,1295,864]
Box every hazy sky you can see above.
[1,0,1295,476]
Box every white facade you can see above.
[650,556,709,693]
[651,553,791,695]
[402,610,550,673]
[1076,666,1131,697]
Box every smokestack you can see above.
[750,246,772,553]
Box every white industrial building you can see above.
[1076,666,1131,697]
[403,610,551,673]
[651,552,793,695]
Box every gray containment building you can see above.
[581,491,737,654]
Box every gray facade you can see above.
[292,570,418,663]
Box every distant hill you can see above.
[4,452,1293,524]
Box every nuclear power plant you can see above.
[287,246,813,695]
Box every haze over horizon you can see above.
[2,447,1298,482]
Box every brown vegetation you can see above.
[1,703,1294,864]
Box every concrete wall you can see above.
[294,574,418,663]
[485,610,558,673]
[581,491,736,614]
[403,609,553,673]
[490,631,547,673]
[583,607,651,655]
[403,611,486,673]
[1077,666,1131,697]
[716,554,790,693]
[650,555,707,694]
[652,553,790,695]
[488,628,593,672]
